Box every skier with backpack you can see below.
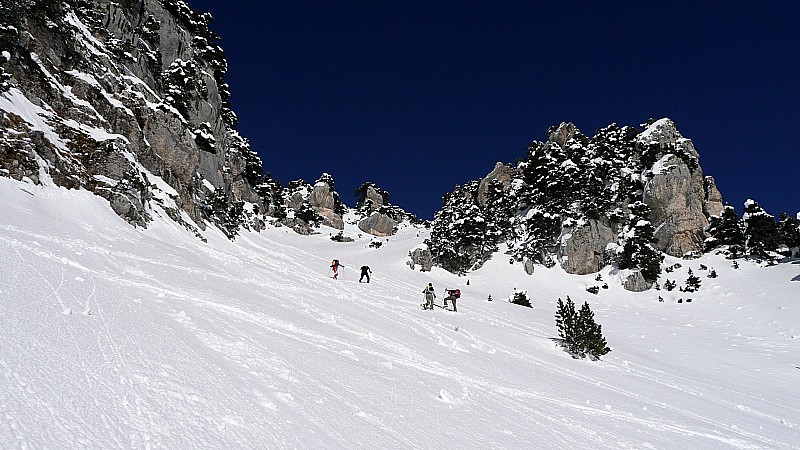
[444,288,461,312]
[422,283,436,310]
[330,259,344,279]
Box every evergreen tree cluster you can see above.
[555,296,610,360]
[705,200,799,260]
[426,181,501,273]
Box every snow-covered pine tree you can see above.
[617,201,663,282]
[482,179,514,242]
[777,212,800,257]
[254,173,285,219]
[427,181,497,273]
[704,204,745,257]
[742,199,779,259]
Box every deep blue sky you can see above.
[190,1,798,219]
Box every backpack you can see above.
[447,289,461,298]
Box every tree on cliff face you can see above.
[617,201,663,282]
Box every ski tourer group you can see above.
[329,260,461,312]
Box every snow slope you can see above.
[1,177,799,449]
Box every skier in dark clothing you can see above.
[359,265,372,283]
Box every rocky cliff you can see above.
[426,118,726,290]
[0,0,263,236]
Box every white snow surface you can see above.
[1,177,800,448]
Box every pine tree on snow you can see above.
[427,182,494,273]
[742,199,779,259]
[683,268,701,293]
[576,301,611,360]
[777,212,800,256]
[555,297,579,355]
[704,204,745,257]
[555,297,610,360]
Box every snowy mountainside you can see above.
[1,177,799,448]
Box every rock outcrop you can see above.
[427,117,725,291]
[560,220,616,275]
[359,212,397,237]
[703,176,724,218]
[0,0,263,236]
[407,247,433,272]
[623,271,651,292]
[355,182,415,237]
[638,119,711,256]
[308,181,344,229]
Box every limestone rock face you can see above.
[703,176,724,218]
[477,162,517,208]
[364,185,386,212]
[358,212,397,237]
[638,120,709,256]
[308,182,344,229]
[0,0,263,235]
[548,122,578,147]
[408,247,433,272]
[642,154,708,256]
[560,220,616,275]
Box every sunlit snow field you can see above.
[1,177,799,449]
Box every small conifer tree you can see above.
[555,296,579,355]
[577,302,611,360]
[682,268,701,292]
[555,297,610,360]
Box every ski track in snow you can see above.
[1,180,800,449]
